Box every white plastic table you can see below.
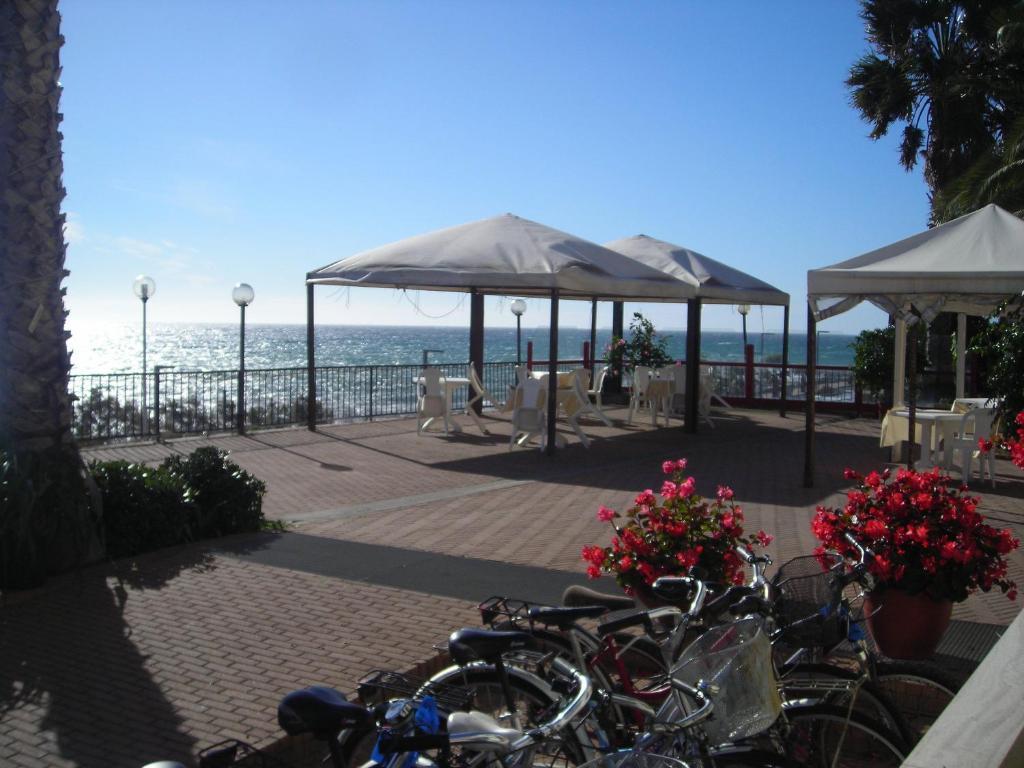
[880,408,963,464]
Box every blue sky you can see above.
[60,0,929,336]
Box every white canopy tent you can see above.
[605,234,792,419]
[803,204,1024,485]
[305,214,697,453]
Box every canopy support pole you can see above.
[610,301,624,395]
[893,317,907,408]
[907,321,919,469]
[803,306,816,488]
[589,299,598,380]
[684,299,702,433]
[956,313,967,399]
[306,282,316,432]
[780,304,790,417]
[546,290,560,455]
[469,291,485,415]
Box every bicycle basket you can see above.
[771,553,846,648]
[576,752,693,768]
[671,617,781,744]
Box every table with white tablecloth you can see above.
[880,408,964,464]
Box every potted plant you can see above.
[812,466,1018,659]
[582,458,773,602]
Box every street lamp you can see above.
[132,275,156,436]
[737,304,750,351]
[511,298,527,366]
[232,283,255,434]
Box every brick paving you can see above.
[2,405,1022,766]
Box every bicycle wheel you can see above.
[871,660,959,743]
[777,663,911,746]
[427,664,587,768]
[781,703,908,767]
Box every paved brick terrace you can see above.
[2,405,1022,766]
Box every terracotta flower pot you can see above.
[864,588,953,660]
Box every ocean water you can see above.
[67,323,856,375]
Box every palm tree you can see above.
[935,115,1024,219]
[847,0,1024,212]
[1,0,98,587]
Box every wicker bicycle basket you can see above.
[771,552,847,648]
[670,617,781,744]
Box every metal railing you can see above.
[70,358,870,443]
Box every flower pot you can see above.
[864,588,953,660]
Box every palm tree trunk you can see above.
[1,0,98,587]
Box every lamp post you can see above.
[511,298,527,366]
[738,304,750,351]
[132,275,156,436]
[232,283,254,434]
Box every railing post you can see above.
[526,341,533,371]
[854,379,863,418]
[153,367,162,439]
[368,367,374,420]
[744,344,755,400]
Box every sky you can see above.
[59,0,931,337]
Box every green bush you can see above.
[160,447,267,538]
[90,461,192,559]
[90,447,268,560]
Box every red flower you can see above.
[812,466,1018,603]
[583,458,772,591]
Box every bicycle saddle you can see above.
[448,628,532,665]
[528,604,607,629]
[277,686,373,739]
[447,710,523,752]
[561,584,635,612]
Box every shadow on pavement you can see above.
[0,534,280,768]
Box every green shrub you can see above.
[89,447,268,560]
[160,447,267,538]
[90,461,192,559]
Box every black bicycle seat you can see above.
[528,605,607,629]
[277,686,372,739]
[448,628,532,665]
[562,584,636,611]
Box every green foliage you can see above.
[160,447,267,538]
[968,305,1024,436]
[0,451,47,589]
[90,461,192,559]
[847,0,1024,212]
[935,116,1024,221]
[850,324,928,403]
[604,313,673,373]
[851,327,895,402]
[90,447,269,560]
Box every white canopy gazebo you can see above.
[305,213,696,453]
[606,234,792,423]
[804,204,1024,485]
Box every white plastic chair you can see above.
[417,367,451,436]
[510,377,547,450]
[627,366,654,425]
[944,407,997,487]
[569,369,611,431]
[587,365,610,410]
[465,364,506,432]
[701,365,731,408]
[667,365,687,416]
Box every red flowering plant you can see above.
[812,467,1019,603]
[581,458,773,595]
[979,410,1024,470]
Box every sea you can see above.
[67,323,856,374]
